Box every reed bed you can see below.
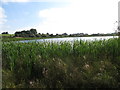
[2,38,120,88]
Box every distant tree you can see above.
[38,33,41,35]
[14,29,38,37]
[46,33,51,37]
[69,34,73,37]
[62,33,68,36]
[56,34,58,36]
[91,34,99,36]
[41,33,47,37]
[2,32,8,34]
[30,29,37,35]
[46,33,49,35]
[49,34,54,37]
[15,32,21,37]
[118,26,120,37]
[36,34,41,37]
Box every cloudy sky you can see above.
[0,0,119,34]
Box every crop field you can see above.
[2,38,120,88]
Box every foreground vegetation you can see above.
[2,38,120,88]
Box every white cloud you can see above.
[36,0,119,34]
[2,0,119,34]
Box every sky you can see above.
[0,0,119,34]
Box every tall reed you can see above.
[2,38,120,88]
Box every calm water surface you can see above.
[19,36,118,43]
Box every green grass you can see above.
[0,34,14,37]
[2,38,120,88]
[2,37,40,42]
[2,36,64,42]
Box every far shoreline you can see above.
[2,35,119,42]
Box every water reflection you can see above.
[19,36,118,43]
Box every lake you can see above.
[19,36,118,43]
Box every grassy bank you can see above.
[2,38,120,88]
[0,34,14,37]
[2,35,118,42]
[2,37,41,42]
[2,36,65,42]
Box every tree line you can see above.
[1,28,119,38]
[14,28,119,37]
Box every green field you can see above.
[0,34,14,37]
[2,38,120,88]
[2,37,40,42]
[1,36,64,42]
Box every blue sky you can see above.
[0,0,119,34]
[1,1,69,34]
